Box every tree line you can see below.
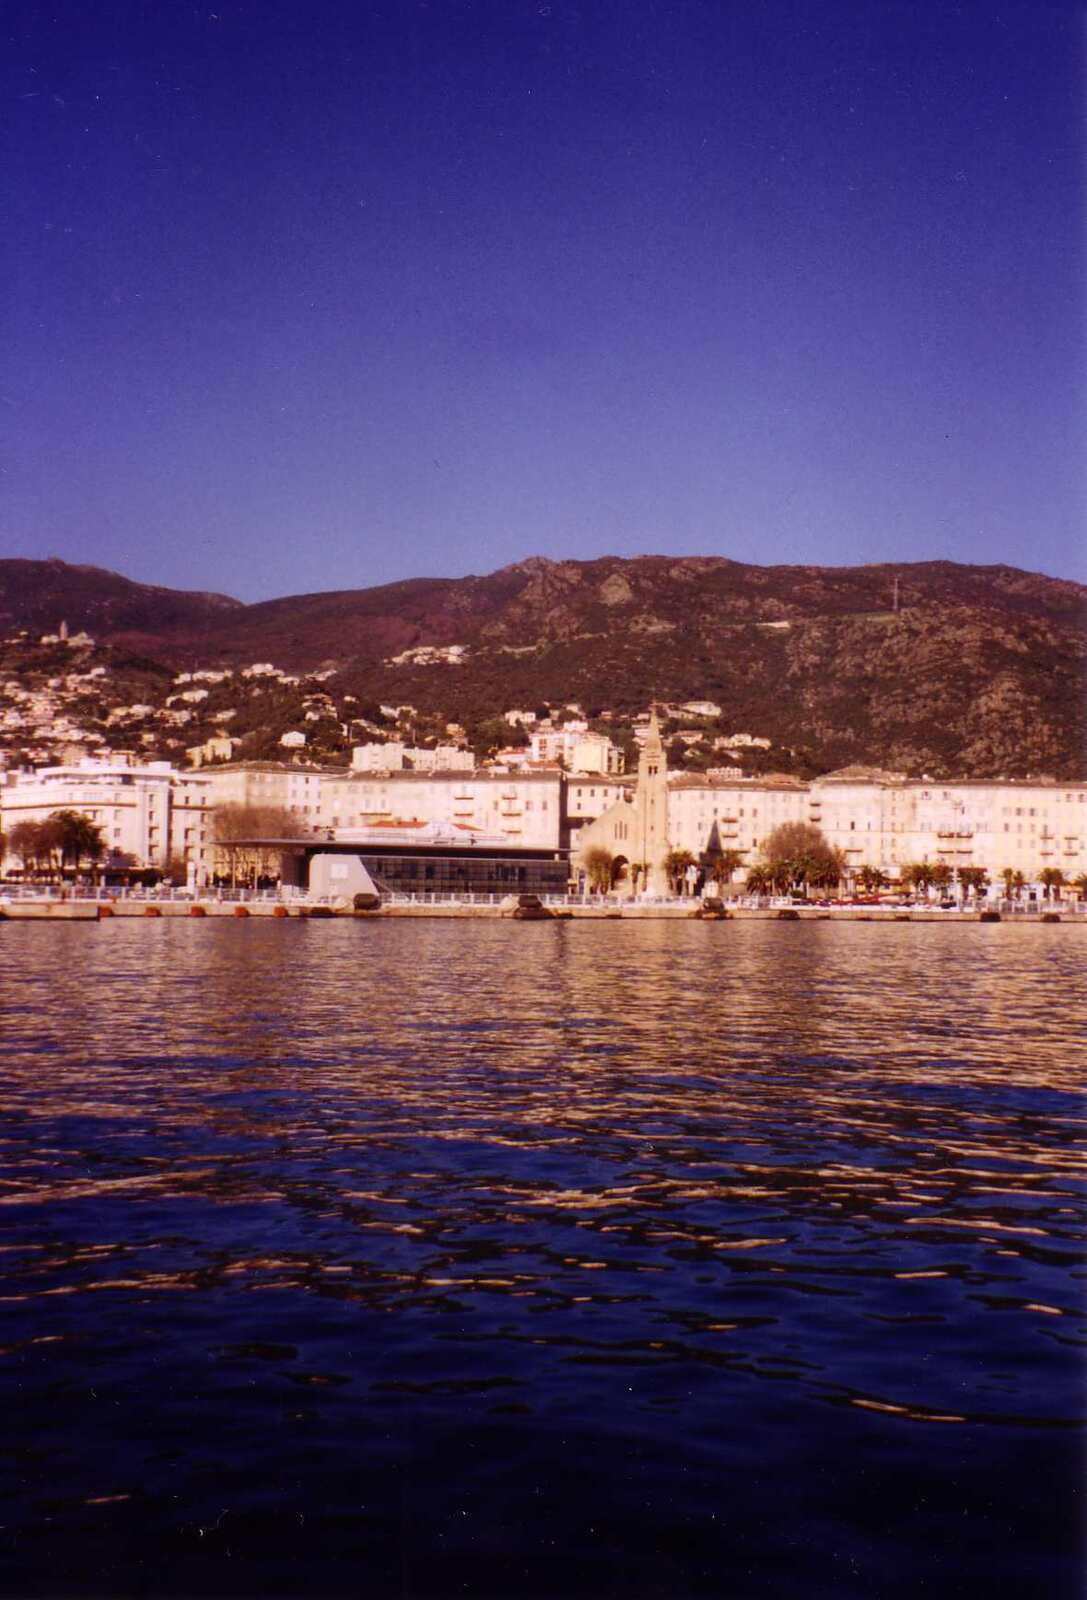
[4,812,107,881]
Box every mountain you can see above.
[1,555,1084,778]
[0,559,241,641]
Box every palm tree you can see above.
[958,866,989,900]
[1039,867,1065,902]
[903,861,935,896]
[746,864,772,895]
[49,811,106,880]
[1001,867,1016,901]
[664,849,697,895]
[856,865,887,893]
[1072,873,1087,903]
[1012,870,1026,901]
[808,848,847,894]
[930,863,954,897]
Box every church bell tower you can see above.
[634,706,671,896]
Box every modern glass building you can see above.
[347,849,570,897]
[277,840,571,897]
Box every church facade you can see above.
[572,708,673,895]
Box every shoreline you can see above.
[1,899,1081,924]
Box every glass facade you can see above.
[306,849,570,898]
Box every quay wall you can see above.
[1,899,1083,925]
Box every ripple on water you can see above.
[0,919,1084,1597]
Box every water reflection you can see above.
[0,920,1083,1596]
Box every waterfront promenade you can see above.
[1,887,1083,922]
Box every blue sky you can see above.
[3,0,1084,599]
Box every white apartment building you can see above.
[352,741,407,772]
[197,761,333,831]
[0,755,213,880]
[406,745,475,774]
[667,775,807,866]
[7,748,1080,892]
[529,722,624,774]
[350,742,474,773]
[664,771,1087,882]
[320,769,563,849]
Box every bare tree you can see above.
[213,803,309,885]
[583,847,614,894]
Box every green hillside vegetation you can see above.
[0,556,1083,779]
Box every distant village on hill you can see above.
[0,617,778,778]
[0,620,1084,903]
[0,554,1084,896]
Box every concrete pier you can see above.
[1,898,1081,924]
[0,901,100,920]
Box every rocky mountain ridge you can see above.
[1,554,1083,778]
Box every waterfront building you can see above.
[2,742,1083,895]
[666,772,807,870]
[572,709,672,893]
[664,769,1087,886]
[197,760,334,832]
[0,754,212,880]
[289,820,569,899]
[320,767,563,850]
[574,718,1087,893]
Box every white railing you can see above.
[2,884,1084,916]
